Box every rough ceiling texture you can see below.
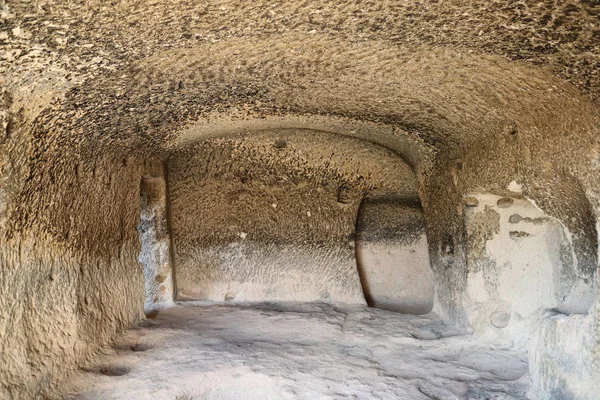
[1,1,599,399]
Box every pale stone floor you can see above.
[56,302,531,400]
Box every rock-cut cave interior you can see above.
[1,1,600,399]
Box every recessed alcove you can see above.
[160,129,426,308]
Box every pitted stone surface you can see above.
[1,1,599,398]
[167,130,417,304]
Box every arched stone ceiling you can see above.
[16,35,599,243]
[27,36,600,160]
[4,1,600,97]
[5,26,599,323]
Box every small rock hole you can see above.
[442,233,454,256]
[99,365,130,377]
[130,343,153,352]
[274,138,287,149]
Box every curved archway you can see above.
[164,128,426,306]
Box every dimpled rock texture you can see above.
[168,130,416,303]
[1,1,600,399]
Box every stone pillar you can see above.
[138,164,174,311]
[355,191,434,314]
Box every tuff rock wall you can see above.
[167,129,417,304]
[0,109,145,397]
[138,162,174,311]
[2,1,600,398]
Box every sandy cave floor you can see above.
[56,302,531,400]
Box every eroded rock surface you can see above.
[1,1,599,398]
[168,130,417,304]
[54,303,530,400]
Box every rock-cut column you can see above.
[355,191,434,314]
[138,165,174,312]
